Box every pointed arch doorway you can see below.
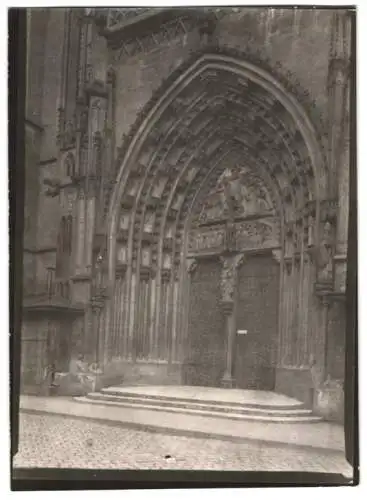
[103,52,327,405]
[183,162,282,390]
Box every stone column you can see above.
[114,264,127,357]
[148,275,157,360]
[91,303,102,365]
[220,301,236,388]
[75,188,86,273]
[120,276,128,358]
[174,265,185,364]
[127,272,136,360]
[184,258,197,348]
[328,12,351,296]
[300,254,312,366]
[157,275,168,360]
[84,188,96,270]
[219,253,245,388]
[173,258,198,371]
[307,215,334,387]
[311,295,331,390]
[281,260,292,366]
[327,11,351,200]
[112,275,121,355]
[171,276,180,363]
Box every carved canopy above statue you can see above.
[197,165,274,225]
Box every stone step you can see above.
[75,396,322,424]
[85,392,313,418]
[100,386,306,411]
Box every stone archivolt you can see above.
[100,51,331,366]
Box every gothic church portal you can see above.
[22,8,351,422]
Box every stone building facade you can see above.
[22,8,352,419]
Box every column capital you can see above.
[186,258,198,275]
[320,199,339,224]
[272,249,282,263]
[161,268,171,283]
[140,266,155,282]
[220,300,234,315]
[115,262,127,278]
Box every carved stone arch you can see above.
[109,52,325,253]
[104,50,327,358]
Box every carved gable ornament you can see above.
[198,166,273,225]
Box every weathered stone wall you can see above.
[38,9,68,164]
[111,8,333,158]
[275,367,314,407]
[25,9,70,278]
[23,125,41,288]
[112,28,202,148]
[36,163,60,253]
[20,317,49,391]
[326,300,346,381]
[216,8,332,120]
[25,9,49,124]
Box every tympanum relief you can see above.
[188,164,278,255]
[198,166,273,225]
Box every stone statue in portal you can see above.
[220,253,245,303]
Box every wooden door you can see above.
[184,257,225,387]
[234,253,280,390]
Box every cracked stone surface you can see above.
[13,413,352,475]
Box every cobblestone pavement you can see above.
[13,413,352,475]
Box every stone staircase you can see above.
[75,385,322,424]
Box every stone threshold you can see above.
[19,395,346,455]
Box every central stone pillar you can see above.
[219,253,245,388]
